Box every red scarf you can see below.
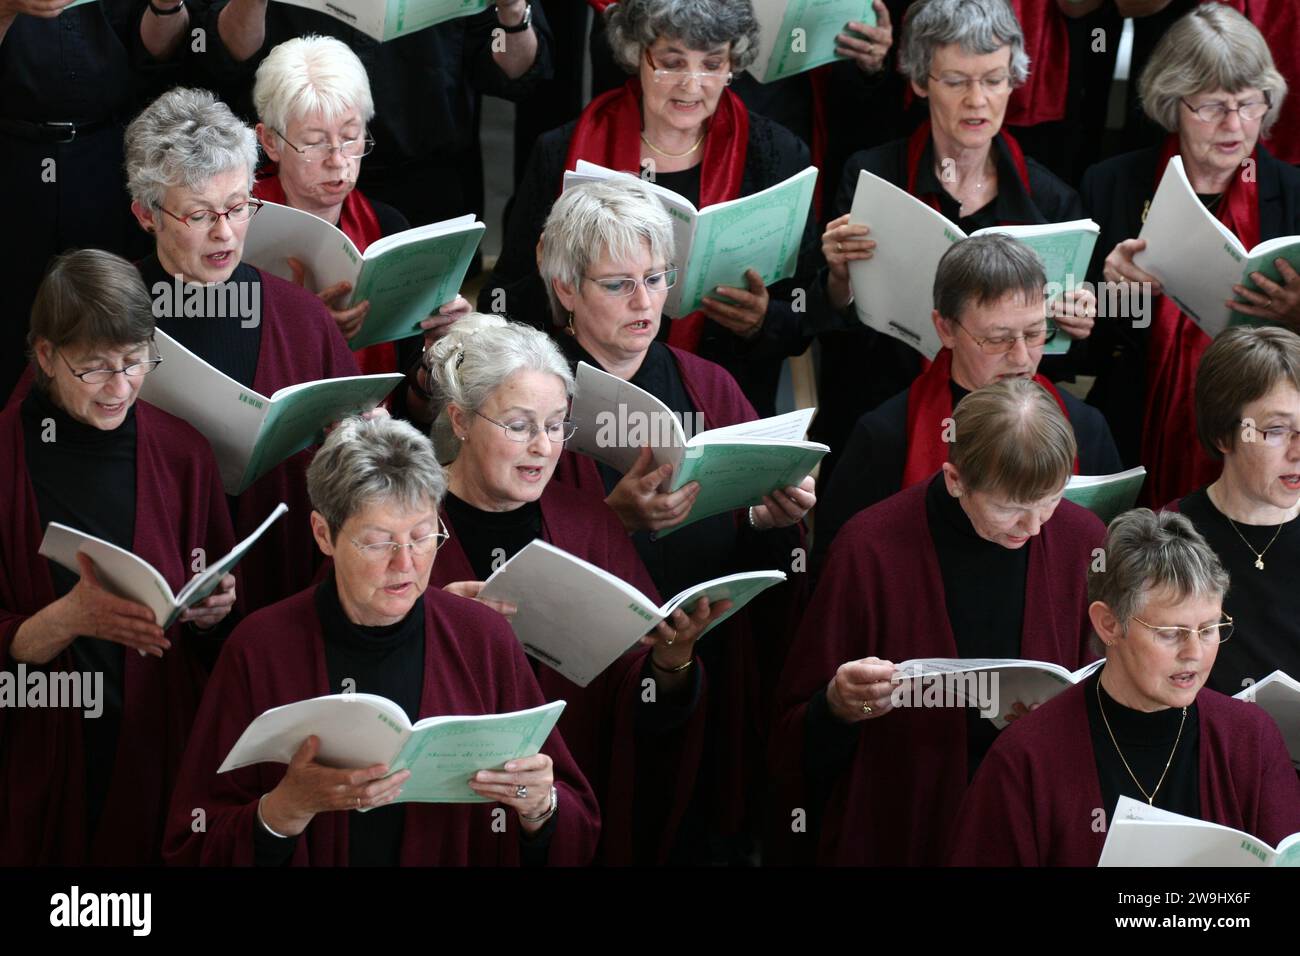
[252,171,395,375]
[1139,134,1260,506]
[1004,0,1070,128]
[901,348,1078,488]
[905,118,1032,214]
[564,78,749,352]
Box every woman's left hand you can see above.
[1052,287,1097,340]
[469,753,555,833]
[836,0,893,73]
[419,295,473,346]
[1229,258,1300,329]
[701,269,769,340]
[639,596,734,669]
[750,476,816,530]
[180,573,236,630]
[442,580,518,619]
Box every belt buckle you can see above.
[43,122,76,144]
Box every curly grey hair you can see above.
[605,0,760,73]
[1088,509,1230,628]
[124,87,259,210]
[898,0,1029,89]
[538,176,676,328]
[307,416,447,537]
[423,313,576,463]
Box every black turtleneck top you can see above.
[1086,669,1201,823]
[20,385,134,844]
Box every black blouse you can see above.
[442,491,543,581]
[1086,670,1201,823]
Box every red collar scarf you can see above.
[252,171,394,374]
[905,118,1031,214]
[901,348,1078,488]
[1003,0,1070,127]
[1139,134,1260,506]
[564,78,749,352]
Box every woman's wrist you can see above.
[259,788,309,837]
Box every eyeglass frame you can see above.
[472,408,576,443]
[156,198,264,229]
[644,49,733,87]
[273,127,376,163]
[1180,93,1271,124]
[1127,613,1235,647]
[349,515,450,562]
[927,71,1013,94]
[56,342,163,384]
[582,268,678,298]
[1239,419,1300,447]
[951,318,1057,354]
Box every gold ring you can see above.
[836,241,842,253]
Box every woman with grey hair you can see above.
[125,86,368,614]
[540,176,814,862]
[772,376,1105,866]
[814,0,1095,487]
[950,508,1300,866]
[1,249,237,864]
[250,36,471,380]
[479,0,821,417]
[1084,3,1300,508]
[418,313,725,864]
[164,415,600,866]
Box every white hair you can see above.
[253,35,376,135]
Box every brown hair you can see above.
[28,249,156,391]
[1195,325,1300,459]
[950,376,1076,502]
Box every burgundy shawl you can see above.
[769,478,1105,866]
[0,400,235,864]
[948,681,1300,865]
[163,585,600,866]
[428,479,705,864]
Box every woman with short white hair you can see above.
[1083,3,1300,506]
[125,86,364,613]
[950,508,1300,866]
[251,36,469,382]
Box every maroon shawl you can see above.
[163,585,600,866]
[0,400,235,864]
[428,479,705,865]
[769,478,1105,866]
[948,680,1300,865]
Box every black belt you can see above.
[0,116,117,143]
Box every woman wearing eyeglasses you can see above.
[164,415,600,866]
[479,0,820,418]
[538,177,814,863]
[250,36,470,385]
[812,0,1095,487]
[949,509,1300,866]
[1083,4,1300,507]
[1166,326,1300,697]
[416,313,726,864]
[1,250,237,864]
[125,86,368,614]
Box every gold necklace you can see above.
[640,131,705,159]
[1223,515,1285,571]
[1097,677,1187,806]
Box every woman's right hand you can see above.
[822,214,876,309]
[825,656,897,724]
[11,553,167,665]
[604,446,700,533]
[1101,238,1163,296]
[259,735,410,837]
[287,256,371,341]
[442,581,518,619]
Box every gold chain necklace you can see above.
[1096,678,1187,806]
[1223,515,1285,571]
[640,131,705,159]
